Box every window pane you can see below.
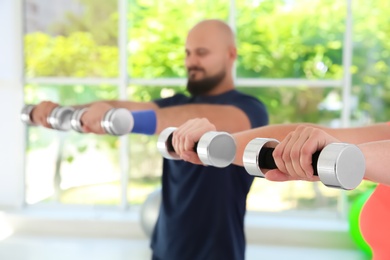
[248,181,339,212]
[127,134,162,205]
[24,84,122,205]
[127,0,230,78]
[126,85,184,205]
[24,0,118,77]
[352,0,390,123]
[237,86,343,125]
[236,0,345,79]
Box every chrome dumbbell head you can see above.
[317,143,365,190]
[70,108,88,133]
[20,104,37,126]
[47,106,75,131]
[197,131,236,168]
[101,108,134,136]
[157,127,180,160]
[157,127,236,168]
[243,138,280,178]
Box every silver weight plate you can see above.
[101,108,134,136]
[157,127,180,160]
[47,106,74,131]
[317,143,365,190]
[197,131,236,168]
[20,104,36,125]
[243,138,280,178]
[70,108,88,133]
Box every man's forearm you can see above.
[326,123,390,144]
[71,100,158,110]
[154,104,251,134]
[358,140,390,184]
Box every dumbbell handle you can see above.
[259,148,321,175]
[165,132,198,153]
[157,127,236,168]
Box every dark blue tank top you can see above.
[151,90,268,260]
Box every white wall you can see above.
[0,0,25,208]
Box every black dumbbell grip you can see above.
[167,133,197,153]
[259,147,320,176]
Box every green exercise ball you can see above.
[348,188,374,257]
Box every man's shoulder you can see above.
[228,90,269,127]
[154,93,190,107]
[232,89,259,99]
[228,90,265,107]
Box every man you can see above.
[30,19,268,259]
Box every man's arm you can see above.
[155,104,251,133]
[30,100,159,128]
[106,97,253,133]
[96,100,159,111]
[30,100,252,135]
[325,123,390,143]
[358,140,390,185]
[81,103,251,135]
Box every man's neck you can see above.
[204,78,235,96]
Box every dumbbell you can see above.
[157,127,236,168]
[21,104,133,135]
[20,104,75,131]
[70,107,134,135]
[242,138,365,190]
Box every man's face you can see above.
[185,35,228,96]
[186,62,226,96]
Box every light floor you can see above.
[0,234,368,260]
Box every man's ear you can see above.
[229,46,237,60]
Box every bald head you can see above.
[187,19,236,49]
[185,19,237,96]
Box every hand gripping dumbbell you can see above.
[70,107,134,135]
[157,127,236,168]
[242,138,365,190]
[21,104,75,131]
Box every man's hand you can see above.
[30,101,59,128]
[80,102,113,134]
[267,126,340,182]
[172,118,216,165]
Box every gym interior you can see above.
[0,0,387,259]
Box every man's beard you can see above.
[186,68,226,96]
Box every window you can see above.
[23,0,388,215]
[24,84,120,205]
